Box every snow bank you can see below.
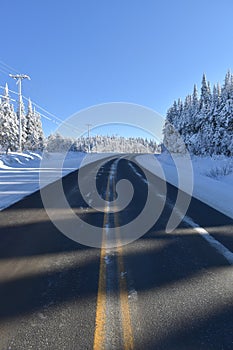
[137,153,233,219]
[0,151,111,211]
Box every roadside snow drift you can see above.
[0,151,110,211]
[137,153,233,220]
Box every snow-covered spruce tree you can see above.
[166,101,177,125]
[17,97,28,151]
[217,72,233,155]
[199,74,212,113]
[164,96,194,154]
[46,133,74,152]
[180,95,192,143]
[190,84,199,131]
[163,119,186,154]
[24,100,44,150]
[164,70,233,156]
[221,70,231,103]
[208,83,221,155]
[186,85,200,154]
[176,98,183,130]
[0,84,18,152]
[24,99,34,150]
[194,74,212,155]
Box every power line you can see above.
[0,85,63,124]
[0,59,20,74]
[0,85,18,95]
[0,61,87,134]
[0,84,86,135]
[25,97,85,134]
[0,67,10,76]
[0,61,20,78]
[0,80,85,135]
[0,60,85,134]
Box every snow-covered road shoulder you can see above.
[137,153,233,220]
[0,151,111,211]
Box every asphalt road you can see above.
[0,155,233,350]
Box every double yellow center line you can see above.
[93,171,134,350]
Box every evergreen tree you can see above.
[188,84,199,142]
[163,120,186,153]
[33,107,44,150]
[221,70,231,102]
[0,84,18,152]
[163,70,233,156]
[192,84,199,114]
[199,73,212,112]
[181,95,192,142]
[24,99,34,150]
[24,100,44,150]
[218,74,233,155]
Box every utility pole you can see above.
[86,123,92,153]
[9,74,31,152]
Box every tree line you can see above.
[163,70,233,156]
[46,133,159,153]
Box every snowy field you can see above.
[0,151,111,211]
[137,153,233,220]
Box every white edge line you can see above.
[135,162,233,266]
[183,216,233,266]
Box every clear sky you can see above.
[0,0,233,137]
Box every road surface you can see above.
[0,155,233,349]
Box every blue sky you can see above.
[1,0,233,137]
